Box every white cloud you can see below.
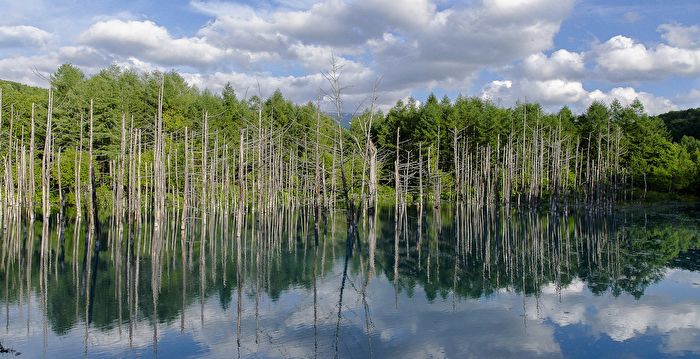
[197,0,436,50]
[181,67,387,112]
[677,88,700,108]
[594,302,700,342]
[0,54,59,86]
[371,0,574,90]
[79,19,230,68]
[480,78,677,114]
[195,0,573,96]
[529,79,589,103]
[663,329,700,354]
[480,78,587,106]
[57,45,109,68]
[512,271,700,355]
[0,25,53,48]
[182,71,325,104]
[112,57,162,74]
[593,86,678,114]
[659,23,700,49]
[594,30,700,81]
[0,0,694,115]
[480,80,512,104]
[521,50,585,80]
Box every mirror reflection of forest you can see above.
[1,203,699,358]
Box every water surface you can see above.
[1,204,699,358]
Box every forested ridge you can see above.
[0,63,699,223]
[659,108,700,142]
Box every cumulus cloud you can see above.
[520,50,585,80]
[483,23,698,114]
[480,80,512,104]
[593,25,700,81]
[182,71,326,102]
[515,271,700,355]
[676,88,700,108]
[180,66,392,111]
[0,54,60,86]
[196,0,437,50]
[0,25,53,48]
[593,301,700,342]
[79,19,230,68]
[57,45,109,67]
[370,0,574,90]
[658,23,700,49]
[589,86,678,114]
[480,78,677,114]
[480,78,588,106]
[0,0,695,114]
[195,0,573,94]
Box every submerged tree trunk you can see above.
[433,126,441,209]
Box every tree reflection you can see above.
[0,204,697,354]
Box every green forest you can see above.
[0,63,699,221]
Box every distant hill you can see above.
[0,79,46,96]
[658,108,700,142]
[323,112,354,127]
[0,79,48,115]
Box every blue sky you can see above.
[0,0,699,114]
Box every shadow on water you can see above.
[0,203,698,357]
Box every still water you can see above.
[1,203,699,358]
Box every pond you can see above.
[1,203,699,358]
